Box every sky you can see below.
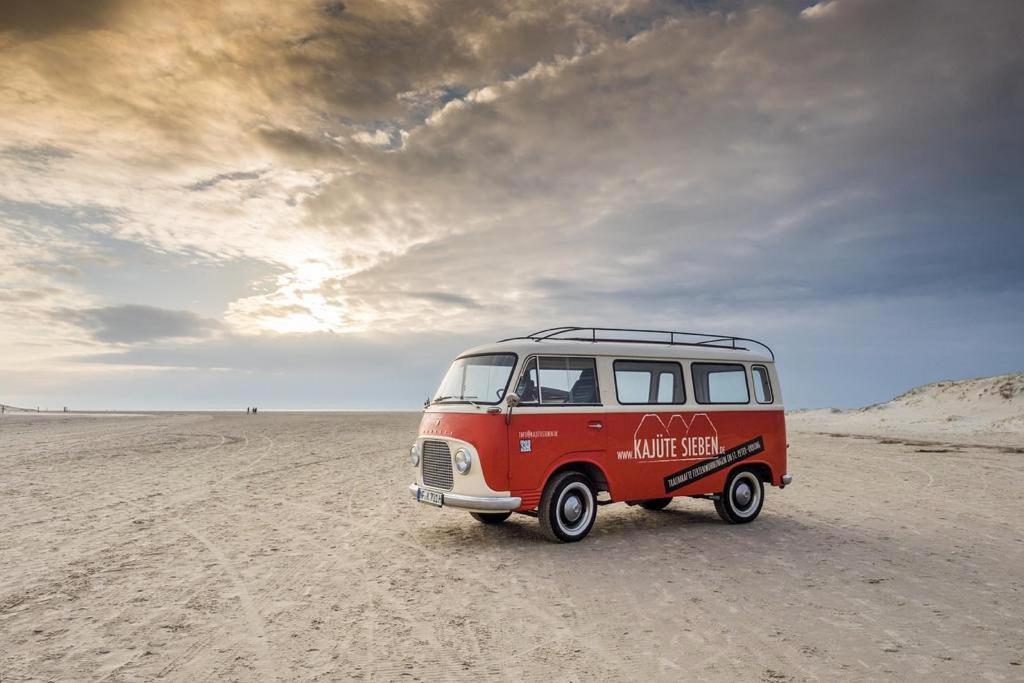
[1,0,1022,411]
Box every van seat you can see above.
[568,368,597,404]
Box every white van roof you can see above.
[460,327,775,363]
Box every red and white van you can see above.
[409,327,792,542]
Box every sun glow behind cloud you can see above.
[227,259,360,335]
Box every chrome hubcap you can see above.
[562,495,583,523]
[734,482,752,508]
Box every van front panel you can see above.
[419,409,509,493]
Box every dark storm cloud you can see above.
[58,305,222,344]
[0,0,124,36]
[2,0,688,146]
[321,2,347,18]
[254,127,345,164]
[366,0,1023,307]
[0,144,73,169]
[272,2,520,118]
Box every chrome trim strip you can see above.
[781,474,793,486]
[409,484,522,512]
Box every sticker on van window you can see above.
[663,436,765,493]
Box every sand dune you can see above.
[789,373,1024,448]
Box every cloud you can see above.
[321,2,347,19]
[351,128,397,148]
[58,305,222,344]
[0,287,63,303]
[0,0,125,36]
[0,144,74,169]
[189,169,264,192]
[800,1,839,20]
[254,127,346,164]
[412,291,482,309]
[27,330,482,410]
[0,0,1022,408]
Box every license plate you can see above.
[417,488,444,507]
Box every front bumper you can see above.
[409,484,522,512]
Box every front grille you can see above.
[421,440,453,491]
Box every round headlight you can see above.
[410,443,421,466]
[453,448,472,475]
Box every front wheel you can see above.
[715,469,764,524]
[539,471,597,543]
[470,512,511,525]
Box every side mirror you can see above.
[504,392,519,425]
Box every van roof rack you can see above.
[497,326,774,361]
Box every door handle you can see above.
[588,421,604,430]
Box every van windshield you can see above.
[432,354,516,405]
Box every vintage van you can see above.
[409,327,791,542]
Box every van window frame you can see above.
[612,359,687,406]
[691,362,751,405]
[751,364,774,404]
[512,355,603,407]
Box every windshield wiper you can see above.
[432,395,480,405]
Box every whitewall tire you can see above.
[715,469,764,524]
[539,471,597,543]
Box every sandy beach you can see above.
[1,408,1022,681]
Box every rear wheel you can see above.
[639,497,672,511]
[715,468,764,524]
[469,511,511,524]
[539,471,596,543]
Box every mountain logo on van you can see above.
[617,413,724,462]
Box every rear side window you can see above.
[752,365,774,404]
[692,363,749,404]
[614,360,685,404]
[514,357,600,405]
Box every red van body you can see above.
[410,328,791,542]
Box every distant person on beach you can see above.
[246,407,251,414]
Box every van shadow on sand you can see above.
[413,503,821,554]
[408,498,965,585]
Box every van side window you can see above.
[692,363,749,404]
[752,365,773,404]
[514,358,540,403]
[613,360,685,404]
[537,357,600,405]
